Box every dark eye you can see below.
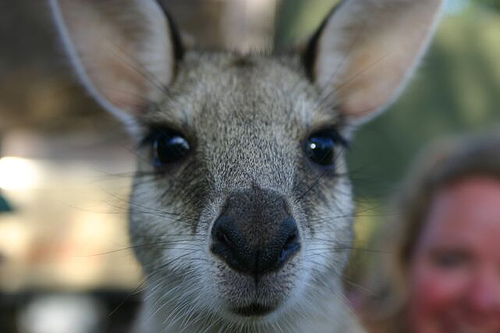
[304,130,343,166]
[148,130,190,168]
[431,250,469,270]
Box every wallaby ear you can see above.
[49,0,183,131]
[303,0,443,126]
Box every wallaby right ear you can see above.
[303,0,443,128]
[49,0,183,132]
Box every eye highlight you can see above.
[304,129,346,167]
[143,128,191,169]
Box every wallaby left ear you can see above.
[303,0,444,126]
[49,0,183,132]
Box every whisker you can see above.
[105,37,168,95]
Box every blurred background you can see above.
[1,0,500,332]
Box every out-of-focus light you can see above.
[17,294,104,333]
[0,157,41,190]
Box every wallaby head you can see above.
[49,0,443,332]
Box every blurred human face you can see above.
[407,176,500,333]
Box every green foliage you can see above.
[473,0,500,11]
[274,0,339,50]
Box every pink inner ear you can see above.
[96,48,153,114]
[74,20,154,116]
[337,33,430,121]
[54,0,175,122]
[312,0,443,124]
[337,50,409,120]
[106,88,148,113]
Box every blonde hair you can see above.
[361,134,500,333]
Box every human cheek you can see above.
[415,257,465,304]
[407,260,466,332]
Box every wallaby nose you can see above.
[211,216,299,275]
[210,189,300,276]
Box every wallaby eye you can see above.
[304,130,344,167]
[147,130,190,168]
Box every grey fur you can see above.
[130,53,359,332]
[48,1,443,332]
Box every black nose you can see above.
[210,189,300,276]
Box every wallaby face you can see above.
[50,0,443,332]
[129,54,357,325]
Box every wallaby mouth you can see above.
[233,303,275,317]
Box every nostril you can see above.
[216,229,232,248]
[278,227,300,264]
[284,230,297,247]
[212,223,245,265]
[279,245,299,263]
[211,217,255,273]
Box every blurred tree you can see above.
[274,0,339,50]
[473,0,500,11]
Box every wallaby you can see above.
[49,0,443,332]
